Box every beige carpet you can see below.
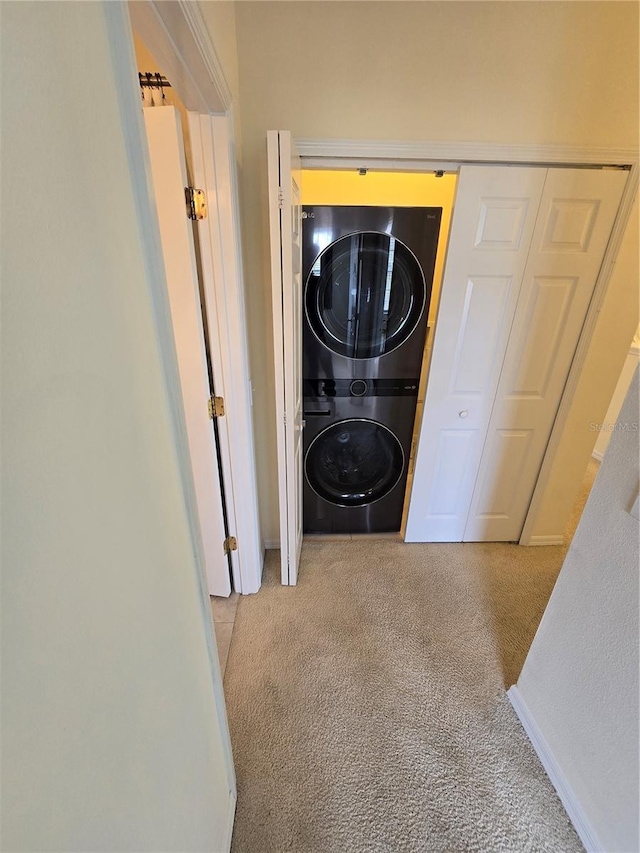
[224,463,599,852]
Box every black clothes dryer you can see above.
[302,206,442,381]
[303,378,419,534]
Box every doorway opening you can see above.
[128,7,263,599]
[299,168,458,538]
[269,136,636,583]
[132,28,260,670]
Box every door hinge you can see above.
[208,396,225,419]
[277,187,285,210]
[185,187,207,220]
[223,536,237,554]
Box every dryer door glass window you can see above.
[305,419,404,507]
[305,232,426,359]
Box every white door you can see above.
[267,130,303,585]
[405,166,547,542]
[463,167,627,540]
[144,106,231,597]
[188,112,263,595]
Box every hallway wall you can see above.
[198,1,243,163]
[516,368,639,852]
[230,1,640,543]
[1,4,233,849]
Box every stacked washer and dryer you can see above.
[302,205,442,534]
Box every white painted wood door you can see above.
[405,166,547,542]
[144,106,231,596]
[267,130,303,585]
[188,112,263,595]
[463,167,627,541]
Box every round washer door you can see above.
[305,232,426,359]
[305,419,404,507]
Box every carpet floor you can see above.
[224,463,599,852]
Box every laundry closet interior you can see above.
[298,168,457,537]
[269,133,629,583]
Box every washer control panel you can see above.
[303,378,419,398]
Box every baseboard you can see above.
[223,790,237,852]
[592,449,604,462]
[525,534,565,546]
[263,538,280,550]
[507,686,603,853]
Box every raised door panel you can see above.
[450,275,513,395]
[506,276,577,399]
[464,167,628,541]
[405,166,547,542]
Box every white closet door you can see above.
[463,167,627,541]
[144,107,231,597]
[405,166,547,542]
[267,131,303,585]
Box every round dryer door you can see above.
[305,232,426,359]
[305,418,404,507]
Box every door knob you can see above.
[459,410,469,419]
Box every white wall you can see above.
[1,4,234,850]
[593,326,640,461]
[516,369,639,853]
[230,1,640,543]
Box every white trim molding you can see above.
[128,0,231,113]
[179,0,232,110]
[526,534,565,547]
[508,686,604,853]
[297,138,638,169]
[223,791,237,852]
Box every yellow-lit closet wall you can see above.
[301,170,457,324]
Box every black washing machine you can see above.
[302,206,442,381]
[302,206,441,534]
[303,377,420,534]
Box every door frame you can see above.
[267,131,305,585]
[127,0,232,113]
[126,0,263,593]
[296,138,638,545]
